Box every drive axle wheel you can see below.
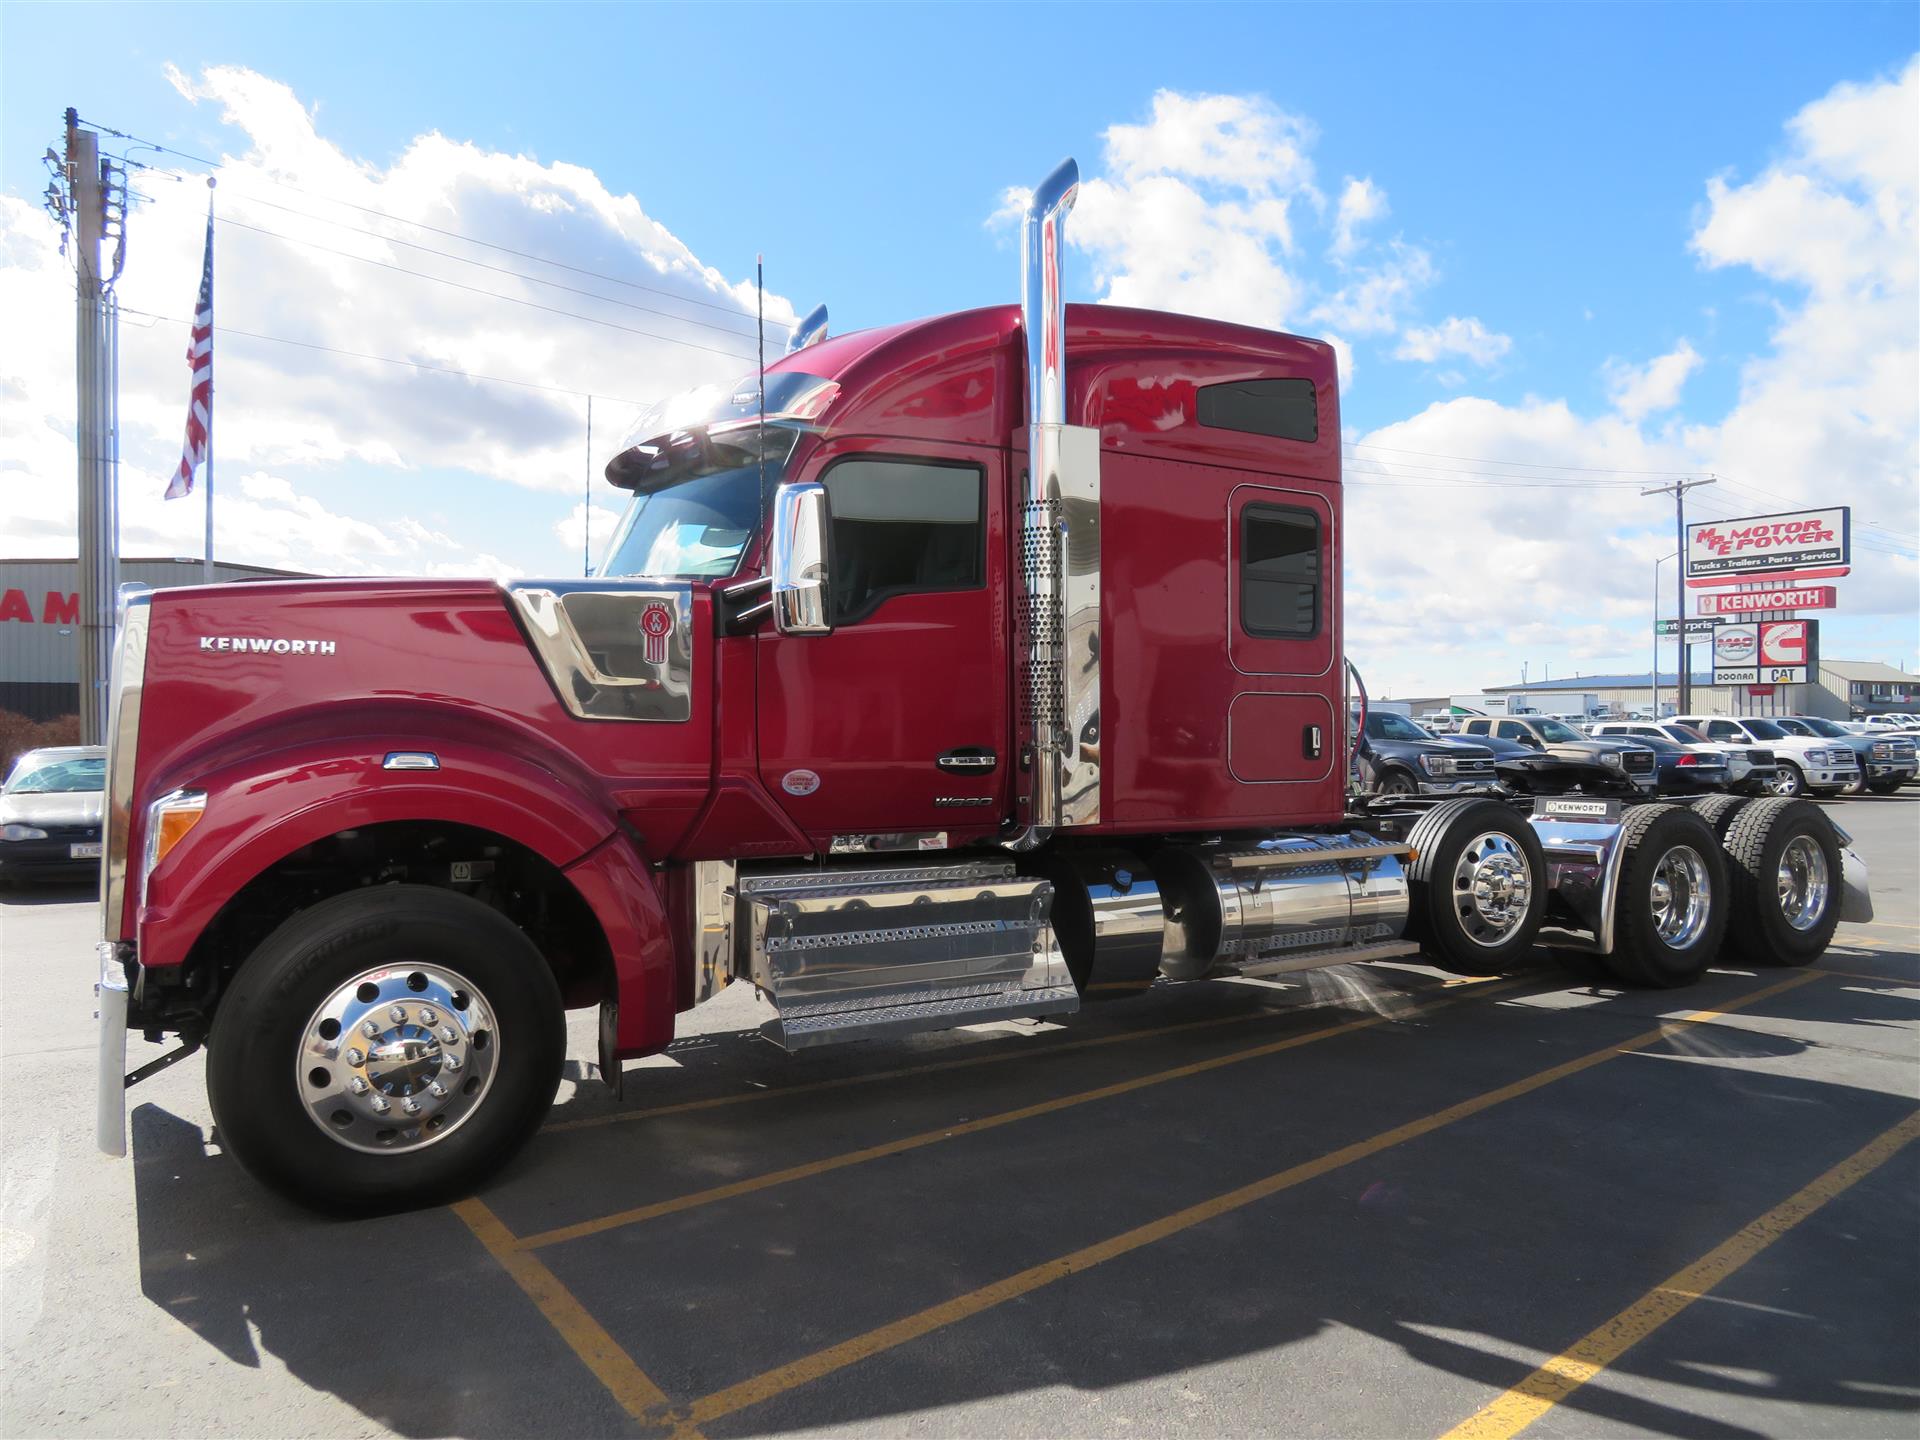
[1720,798,1842,966]
[208,884,565,1215]
[1604,805,1729,989]
[1405,798,1547,975]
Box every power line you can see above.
[213,214,759,363]
[86,121,777,322]
[1345,440,1700,478]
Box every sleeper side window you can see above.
[1240,504,1320,638]
[818,456,984,624]
[1199,378,1318,443]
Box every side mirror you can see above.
[771,481,832,635]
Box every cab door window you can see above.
[1496,720,1530,743]
[818,456,983,624]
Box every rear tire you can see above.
[1720,798,1842,966]
[1603,805,1728,989]
[207,884,566,1215]
[1405,798,1547,975]
[1687,793,1752,842]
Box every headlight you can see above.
[1872,742,1893,759]
[1418,754,1455,776]
[1601,752,1621,767]
[2,823,49,842]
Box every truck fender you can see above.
[563,832,680,1059]
[136,737,620,972]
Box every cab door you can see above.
[756,439,1009,843]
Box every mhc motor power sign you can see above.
[1712,619,1820,686]
[1685,506,1851,586]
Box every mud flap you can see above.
[1840,846,1875,923]
[95,943,129,1157]
[597,997,623,1099]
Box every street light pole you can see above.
[1653,551,1678,717]
[1642,478,1716,714]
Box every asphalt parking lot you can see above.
[3,795,1915,1439]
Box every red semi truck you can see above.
[94,160,1871,1211]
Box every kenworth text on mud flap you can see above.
[92,159,1875,1213]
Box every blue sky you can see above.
[2,3,1914,693]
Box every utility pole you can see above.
[1642,477,1716,714]
[65,108,120,745]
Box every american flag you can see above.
[165,216,214,499]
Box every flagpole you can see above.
[202,177,215,582]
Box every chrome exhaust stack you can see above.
[1008,158,1101,849]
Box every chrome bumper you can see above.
[1839,846,1874,924]
[95,942,130,1157]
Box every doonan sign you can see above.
[1685,507,1850,587]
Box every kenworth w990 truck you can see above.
[94,160,1872,1212]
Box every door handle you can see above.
[1303,725,1323,760]
[937,748,998,773]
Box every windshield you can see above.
[600,465,767,578]
[1794,717,1847,737]
[1367,713,1428,742]
[4,755,105,794]
[1533,719,1584,742]
[1744,719,1790,740]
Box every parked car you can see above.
[1861,713,1920,733]
[1670,716,1858,797]
[1457,716,1657,793]
[1591,721,1779,795]
[1605,732,1729,793]
[1351,710,1499,795]
[0,745,106,886]
[1418,711,1461,734]
[1775,715,1918,795]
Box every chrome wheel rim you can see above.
[1777,835,1830,932]
[296,964,498,1154]
[1452,831,1533,947]
[1648,844,1712,949]
[1773,767,1801,796]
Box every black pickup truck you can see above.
[1458,716,1657,795]
[1352,711,1500,796]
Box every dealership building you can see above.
[1,557,312,721]
[1465,660,1918,721]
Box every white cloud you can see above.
[1331,177,1388,259]
[1395,316,1513,368]
[1603,340,1701,420]
[1060,90,1442,348]
[555,501,625,566]
[1346,57,1919,694]
[0,64,800,580]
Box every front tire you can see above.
[207,884,566,1215]
[1603,805,1728,989]
[1378,768,1420,797]
[1771,763,1806,798]
[1405,798,1547,975]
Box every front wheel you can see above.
[1405,798,1547,975]
[1378,768,1420,797]
[1771,763,1806,798]
[1867,777,1906,795]
[207,884,566,1215]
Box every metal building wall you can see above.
[1,558,313,718]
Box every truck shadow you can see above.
[129,965,1920,1439]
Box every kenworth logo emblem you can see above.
[638,602,673,665]
[198,636,338,655]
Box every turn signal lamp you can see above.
[141,790,206,906]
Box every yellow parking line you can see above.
[546,970,1489,1134]
[1820,966,1916,983]
[1438,1105,1920,1440]
[677,969,1827,1431]
[518,975,1524,1250]
[452,1197,690,1437]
